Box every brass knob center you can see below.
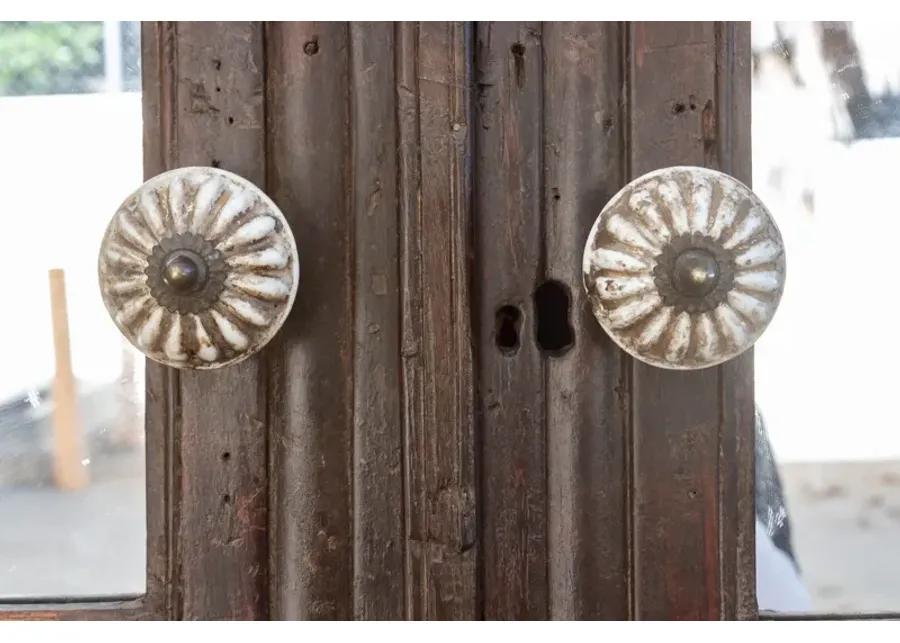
[672,248,720,298]
[162,251,206,294]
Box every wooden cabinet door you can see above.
[0,21,751,621]
[142,20,754,621]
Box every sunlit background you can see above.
[753,21,900,612]
[0,21,145,599]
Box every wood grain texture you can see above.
[624,21,755,620]
[265,22,354,620]
[474,21,548,620]
[348,22,405,620]
[145,21,270,620]
[715,22,757,620]
[397,22,478,620]
[129,21,175,620]
[542,21,630,620]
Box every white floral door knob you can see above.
[582,166,785,370]
[98,167,299,369]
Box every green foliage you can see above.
[0,22,104,96]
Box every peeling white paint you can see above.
[583,166,786,370]
[99,166,299,370]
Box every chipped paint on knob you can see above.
[582,166,785,370]
[98,167,299,369]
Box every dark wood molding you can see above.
[474,21,548,620]
[542,22,631,620]
[397,21,479,620]
[145,20,271,620]
[347,22,406,620]
[265,21,356,620]
[623,21,755,620]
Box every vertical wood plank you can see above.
[266,22,354,620]
[142,21,269,620]
[715,22,757,620]
[625,21,755,620]
[542,21,630,620]
[397,21,478,620]
[48,269,90,491]
[348,22,405,620]
[174,22,269,620]
[473,21,548,619]
[141,21,175,617]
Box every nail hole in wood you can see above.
[223,493,231,504]
[511,42,526,88]
[221,451,231,462]
[534,280,574,356]
[495,304,522,354]
[227,116,234,125]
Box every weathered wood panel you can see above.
[398,21,479,620]
[542,21,630,620]
[715,22,757,620]
[474,21,548,620]
[141,21,176,620]
[142,21,269,620]
[348,22,405,620]
[625,21,755,620]
[265,22,354,620]
[266,20,480,621]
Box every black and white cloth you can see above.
[755,408,813,612]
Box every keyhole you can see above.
[534,280,574,355]
[495,305,522,354]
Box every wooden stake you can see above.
[48,268,88,491]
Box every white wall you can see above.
[0,92,143,401]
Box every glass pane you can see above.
[0,21,145,599]
[753,21,900,614]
